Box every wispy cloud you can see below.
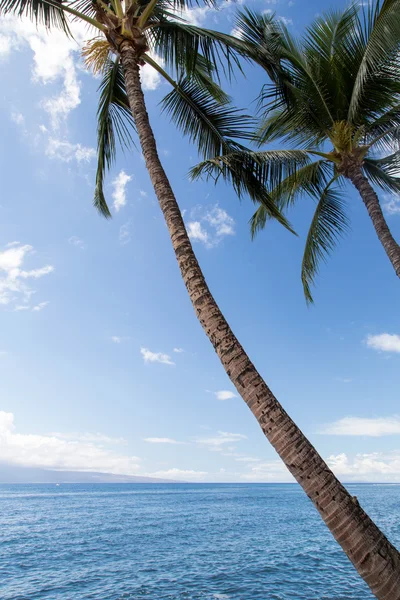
[0,243,53,309]
[327,451,400,482]
[366,333,400,353]
[32,301,49,312]
[214,390,237,401]
[140,347,175,366]
[0,16,88,128]
[51,432,127,445]
[68,236,85,249]
[187,205,235,248]
[0,412,140,475]
[383,195,400,215]
[111,336,122,344]
[119,220,132,245]
[241,460,293,482]
[196,431,247,450]
[318,416,400,436]
[146,468,207,481]
[173,347,184,353]
[46,138,96,163]
[144,437,185,444]
[140,51,164,91]
[112,170,132,212]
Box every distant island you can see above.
[0,464,179,484]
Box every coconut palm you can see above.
[193,1,400,302]
[1,0,400,597]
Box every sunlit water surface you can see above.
[1,483,399,599]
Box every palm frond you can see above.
[160,75,253,159]
[249,160,333,238]
[347,0,400,122]
[249,159,334,237]
[94,57,136,217]
[191,149,312,232]
[301,179,349,303]
[0,0,68,30]
[363,154,400,194]
[147,19,245,81]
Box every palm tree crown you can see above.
[2,0,277,218]
[193,1,400,301]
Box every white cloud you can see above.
[279,16,293,25]
[366,333,400,353]
[187,205,235,248]
[263,9,293,25]
[112,170,132,212]
[175,5,211,26]
[147,468,207,481]
[119,220,132,245]
[42,58,81,127]
[196,431,247,449]
[140,347,175,366]
[11,112,24,126]
[51,432,127,445]
[111,336,122,344]
[0,243,53,308]
[0,16,88,127]
[230,27,244,39]
[319,416,400,437]
[173,347,184,353]
[32,301,49,312]
[327,452,400,482]
[144,437,184,444]
[215,390,237,401]
[139,190,148,198]
[187,221,210,245]
[68,236,85,249]
[383,195,400,215]
[0,412,141,475]
[241,460,294,482]
[0,34,11,57]
[140,52,165,91]
[46,138,96,163]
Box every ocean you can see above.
[1,483,399,599]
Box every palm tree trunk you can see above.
[347,164,400,278]
[119,42,400,600]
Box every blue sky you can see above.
[0,0,399,482]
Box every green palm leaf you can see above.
[160,76,252,159]
[363,155,400,194]
[347,0,400,122]
[301,180,349,303]
[0,0,68,30]
[191,149,311,232]
[94,57,137,217]
[250,160,334,237]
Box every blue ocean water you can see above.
[1,483,399,600]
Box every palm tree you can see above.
[2,0,400,596]
[193,1,400,302]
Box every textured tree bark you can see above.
[120,42,400,599]
[348,165,400,278]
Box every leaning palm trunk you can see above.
[120,42,400,600]
[347,165,400,277]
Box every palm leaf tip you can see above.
[94,183,112,218]
[94,57,136,219]
[301,181,349,304]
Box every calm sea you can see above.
[1,483,399,599]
